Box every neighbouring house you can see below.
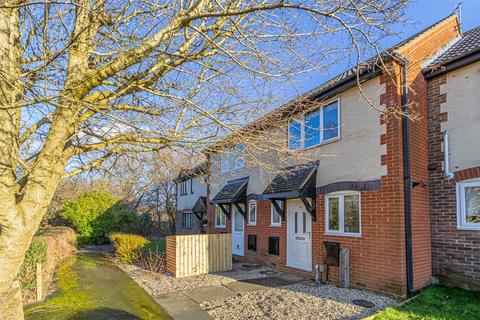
[205,14,465,297]
[424,26,480,291]
[174,162,208,234]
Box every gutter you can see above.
[395,53,415,297]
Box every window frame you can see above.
[215,205,227,228]
[270,201,283,227]
[182,212,193,229]
[190,178,194,194]
[288,99,341,150]
[325,191,361,237]
[179,180,188,196]
[220,144,245,173]
[456,180,480,230]
[248,200,257,226]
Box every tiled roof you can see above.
[175,162,207,181]
[263,163,317,195]
[192,196,207,214]
[211,177,248,204]
[427,26,480,67]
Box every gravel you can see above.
[116,261,277,295]
[116,259,397,319]
[201,282,396,320]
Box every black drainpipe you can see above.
[396,54,414,297]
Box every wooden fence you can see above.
[166,233,232,277]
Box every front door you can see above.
[232,205,245,256]
[287,199,312,271]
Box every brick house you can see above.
[423,26,480,291]
[174,163,208,234]
[203,14,466,297]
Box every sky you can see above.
[290,0,480,98]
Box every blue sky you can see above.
[288,0,479,99]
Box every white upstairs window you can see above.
[220,144,244,173]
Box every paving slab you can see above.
[184,285,237,303]
[224,280,268,293]
[154,292,212,320]
[239,274,305,287]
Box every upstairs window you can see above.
[180,180,188,196]
[457,180,480,230]
[190,179,194,194]
[220,144,244,173]
[288,100,340,150]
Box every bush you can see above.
[19,240,47,291]
[110,233,150,263]
[61,190,140,245]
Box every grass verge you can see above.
[373,285,480,320]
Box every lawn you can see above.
[143,238,166,252]
[373,285,480,320]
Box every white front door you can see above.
[232,205,245,256]
[287,199,312,271]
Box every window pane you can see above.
[465,186,480,224]
[344,195,360,233]
[294,212,298,233]
[303,212,307,233]
[272,201,282,224]
[305,111,320,147]
[289,120,302,149]
[323,102,339,141]
[328,197,339,231]
[249,203,256,223]
[235,208,243,231]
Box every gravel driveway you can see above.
[201,282,396,320]
[117,261,397,320]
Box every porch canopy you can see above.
[262,162,318,221]
[192,196,207,220]
[211,177,248,218]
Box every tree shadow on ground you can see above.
[67,307,140,320]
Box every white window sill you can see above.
[247,223,256,226]
[270,224,281,228]
[290,137,341,152]
[457,225,480,231]
[215,226,226,229]
[324,232,361,238]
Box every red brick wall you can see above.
[205,16,462,296]
[428,74,480,291]
[395,14,461,291]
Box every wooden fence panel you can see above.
[166,233,232,277]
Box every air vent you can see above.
[248,234,257,251]
[268,236,280,255]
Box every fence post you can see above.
[36,262,42,302]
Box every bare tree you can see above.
[0,0,408,317]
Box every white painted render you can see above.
[176,175,208,210]
[440,61,480,172]
[210,76,387,197]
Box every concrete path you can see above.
[153,273,305,320]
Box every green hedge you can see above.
[110,233,149,263]
[61,190,140,245]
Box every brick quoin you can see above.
[428,73,480,291]
[206,15,461,297]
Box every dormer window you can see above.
[288,100,340,150]
[220,144,244,173]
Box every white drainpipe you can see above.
[444,130,454,179]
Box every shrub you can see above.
[60,190,140,244]
[19,240,47,291]
[110,233,150,263]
